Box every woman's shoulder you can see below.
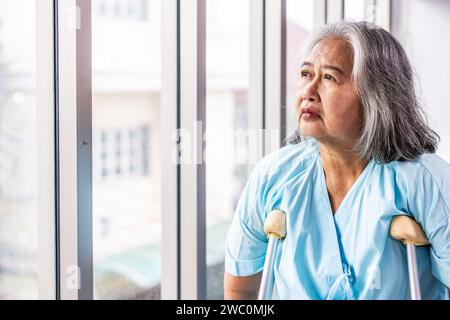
[417,153,450,180]
[381,153,450,183]
[416,153,450,199]
[375,153,450,229]
[379,153,450,205]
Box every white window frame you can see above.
[315,0,327,29]
[264,0,286,154]
[248,0,265,170]
[342,0,391,31]
[57,0,93,300]
[178,0,207,300]
[374,0,390,31]
[327,0,344,23]
[161,0,180,300]
[162,0,211,301]
[36,0,57,300]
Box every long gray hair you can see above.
[287,21,440,163]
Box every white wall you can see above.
[391,0,450,162]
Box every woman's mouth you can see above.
[299,106,320,121]
[301,111,319,120]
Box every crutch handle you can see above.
[258,210,286,300]
[390,215,429,246]
[263,209,287,240]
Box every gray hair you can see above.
[287,21,440,163]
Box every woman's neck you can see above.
[319,143,370,214]
[319,144,368,183]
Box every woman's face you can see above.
[296,37,362,147]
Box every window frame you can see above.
[327,0,344,23]
[343,0,391,31]
[161,0,179,300]
[178,0,207,300]
[264,0,286,154]
[36,0,57,300]
[57,0,93,300]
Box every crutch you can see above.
[389,215,430,300]
[258,209,287,300]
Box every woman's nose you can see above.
[300,81,320,103]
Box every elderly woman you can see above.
[224,21,450,300]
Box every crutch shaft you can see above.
[390,215,429,300]
[258,237,279,300]
[406,243,422,300]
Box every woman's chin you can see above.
[299,124,321,138]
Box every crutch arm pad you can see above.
[390,215,430,246]
[263,210,287,239]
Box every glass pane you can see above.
[285,0,315,139]
[92,0,162,300]
[0,1,38,299]
[344,0,373,22]
[206,0,250,299]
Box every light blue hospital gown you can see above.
[225,139,450,299]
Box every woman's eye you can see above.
[324,74,335,81]
[300,71,309,78]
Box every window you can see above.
[344,0,390,28]
[0,0,39,299]
[94,126,150,179]
[344,0,371,21]
[285,0,316,139]
[206,0,250,300]
[92,0,161,300]
[95,0,149,21]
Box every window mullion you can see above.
[161,0,180,300]
[314,0,327,30]
[264,0,286,154]
[375,0,391,31]
[36,0,57,300]
[327,0,344,23]
[57,0,93,300]
[249,0,265,169]
[179,0,206,300]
